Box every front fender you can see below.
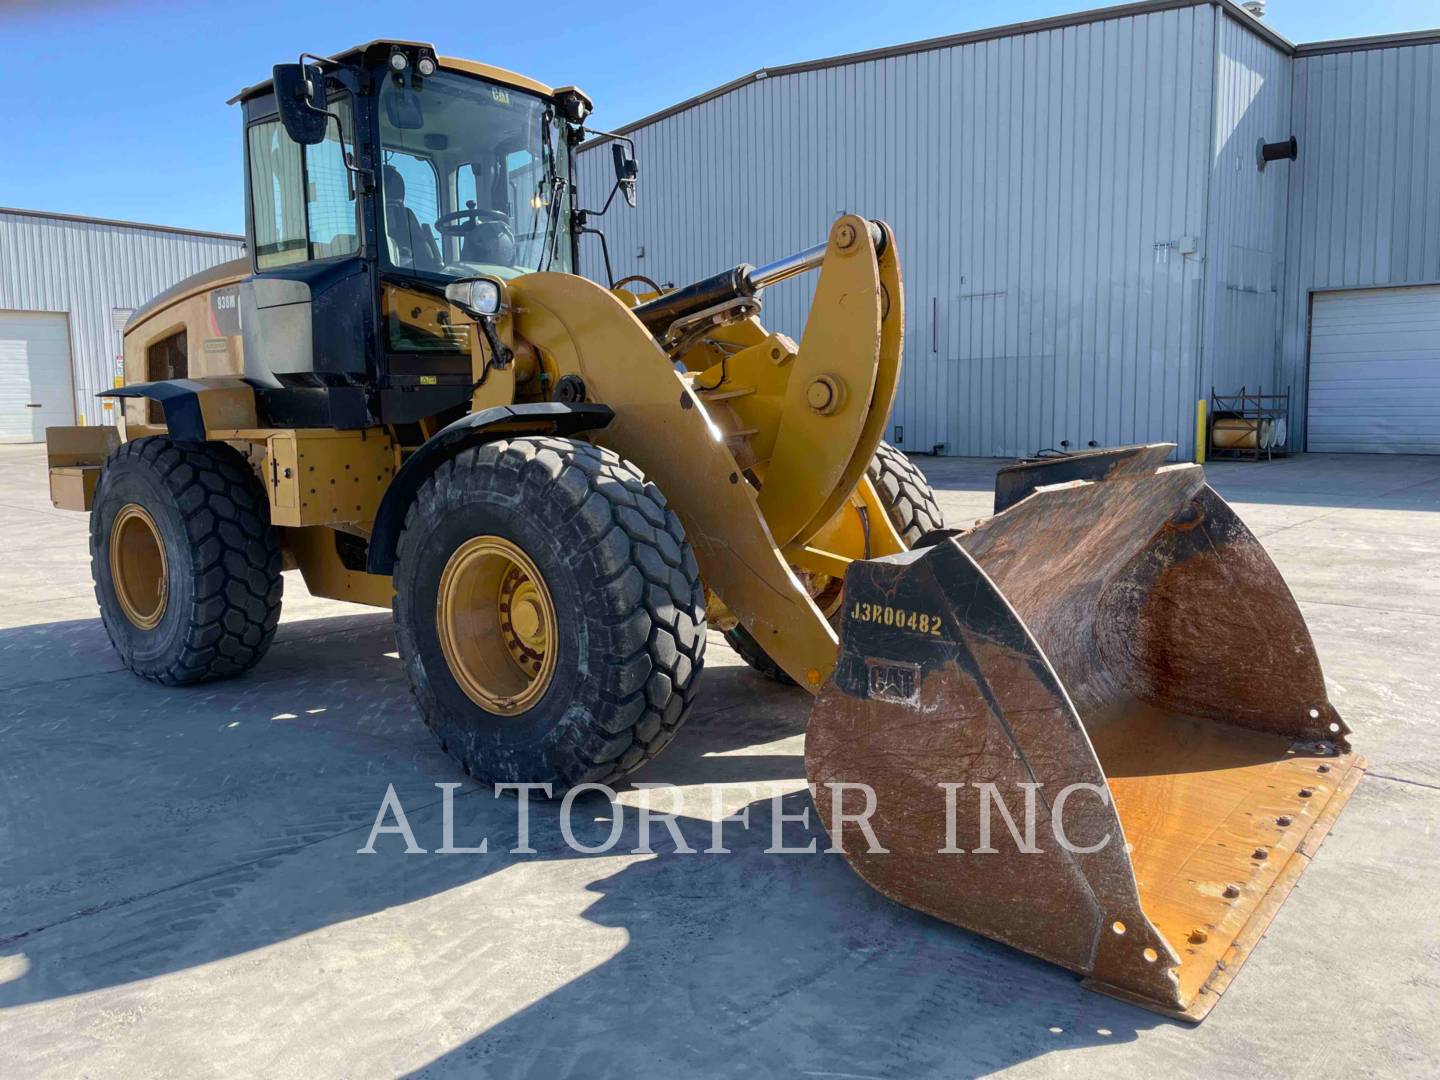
[365,402,614,575]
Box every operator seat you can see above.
[460,217,516,267]
[382,164,441,271]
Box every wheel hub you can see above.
[436,536,557,716]
[110,503,168,630]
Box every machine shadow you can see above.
[401,791,1171,1079]
[0,613,795,1005]
[0,611,1168,1071]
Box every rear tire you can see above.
[90,437,283,685]
[725,440,944,683]
[392,436,707,791]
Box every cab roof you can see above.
[228,39,555,105]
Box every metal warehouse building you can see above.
[0,209,242,442]
[578,0,1440,457]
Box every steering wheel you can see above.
[434,207,511,237]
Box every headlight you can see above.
[445,277,503,316]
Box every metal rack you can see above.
[1208,386,1291,461]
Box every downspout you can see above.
[1192,2,1223,459]
[1274,56,1300,444]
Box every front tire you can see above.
[90,437,283,684]
[392,437,707,790]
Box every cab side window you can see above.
[247,96,358,269]
[307,99,358,258]
[248,121,307,268]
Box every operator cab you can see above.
[229,40,621,429]
[376,66,571,280]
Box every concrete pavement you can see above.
[0,443,1436,1077]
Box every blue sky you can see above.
[2,0,1434,234]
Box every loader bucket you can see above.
[805,447,1364,1021]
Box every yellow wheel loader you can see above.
[45,40,1363,1022]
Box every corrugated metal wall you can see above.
[0,211,243,424]
[579,5,1220,458]
[1201,12,1292,402]
[1281,43,1440,449]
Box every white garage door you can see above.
[0,311,76,443]
[1307,285,1440,454]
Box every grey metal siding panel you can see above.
[1201,13,1292,405]
[0,211,243,424]
[1306,285,1440,453]
[579,5,1215,458]
[1281,44,1440,449]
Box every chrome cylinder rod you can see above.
[743,220,886,292]
[743,242,828,292]
[631,220,885,337]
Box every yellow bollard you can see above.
[1195,399,1207,464]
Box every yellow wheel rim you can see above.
[110,503,168,630]
[436,536,557,716]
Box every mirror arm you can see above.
[291,54,373,197]
[592,179,624,219]
[339,142,374,199]
[581,126,637,160]
[575,127,638,219]
[576,220,616,288]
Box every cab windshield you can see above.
[378,69,570,279]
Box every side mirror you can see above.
[612,143,639,208]
[273,63,328,145]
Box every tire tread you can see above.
[393,436,706,789]
[865,440,946,546]
[91,437,282,685]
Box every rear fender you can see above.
[101,377,257,441]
